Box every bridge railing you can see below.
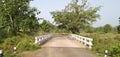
[70,34,93,49]
[35,34,52,45]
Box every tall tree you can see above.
[0,0,40,34]
[51,0,100,33]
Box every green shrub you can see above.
[110,44,120,57]
[103,24,113,33]
[117,25,120,33]
[17,38,39,52]
[0,30,7,38]
[2,35,39,57]
[2,36,21,57]
[3,36,21,50]
[3,50,15,57]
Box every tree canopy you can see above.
[51,0,100,33]
[0,0,40,35]
[40,20,54,32]
[103,24,113,33]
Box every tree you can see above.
[85,26,95,33]
[95,27,104,33]
[0,0,40,35]
[51,0,100,33]
[117,25,120,33]
[103,24,113,33]
[40,20,54,32]
[117,17,120,33]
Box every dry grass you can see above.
[79,32,120,57]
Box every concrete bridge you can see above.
[21,34,95,57]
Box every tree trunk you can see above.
[9,14,16,35]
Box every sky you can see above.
[30,0,120,27]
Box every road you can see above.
[19,35,96,57]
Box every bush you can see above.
[110,44,120,57]
[103,24,113,33]
[3,36,21,50]
[0,30,8,38]
[2,35,40,57]
[3,50,15,57]
[117,25,120,33]
[17,38,39,52]
[2,36,21,57]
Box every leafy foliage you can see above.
[2,36,22,57]
[110,44,120,57]
[51,0,100,33]
[0,0,40,35]
[80,33,120,57]
[0,0,41,56]
[17,38,39,51]
[40,20,54,32]
[95,27,104,33]
[103,24,113,33]
[2,35,39,57]
[84,26,95,33]
[3,36,21,50]
[117,25,120,33]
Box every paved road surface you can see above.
[19,35,96,57]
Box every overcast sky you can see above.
[30,0,120,27]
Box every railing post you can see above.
[88,39,93,49]
[82,38,84,44]
[35,37,38,44]
[104,50,108,57]
[89,44,92,49]
[80,37,82,43]
[84,38,87,46]
[14,47,16,53]
[0,50,3,57]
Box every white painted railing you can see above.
[70,34,93,49]
[35,34,52,45]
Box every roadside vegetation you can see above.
[80,32,120,57]
[0,0,119,57]
[0,0,40,57]
[50,0,120,57]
